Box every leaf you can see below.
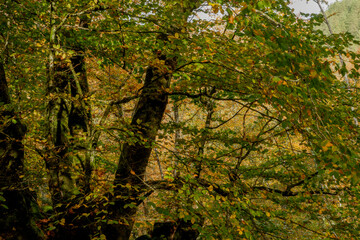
[229,15,235,24]
[43,205,53,212]
[322,141,333,152]
[59,218,65,226]
[310,69,317,78]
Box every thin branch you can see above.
[253,9,283,28]
[154,148,164,180]
[111,95,139,105]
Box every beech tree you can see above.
[1,0,360,239]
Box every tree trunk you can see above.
[103,3,203,239]
[105,58,176,240]
[44,7,94,238]
[0,61,44,239]
[67,16,93,194]
[45,60,76,206]
[46,59,94,240]
[45,0,76,206]
[45,6,92,205]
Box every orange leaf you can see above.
[229,15,235,24]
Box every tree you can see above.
[2,0,360,239]
[319,0,360,50]
[0,1,44,238]
[0,60,43,240]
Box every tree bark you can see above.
[45,0,76,207]
[45,14,94,239]
[68,46,93,194]
[46,60,76,206]
[45,6,92,206]
[105,57,176,240]
[0,61,44,239]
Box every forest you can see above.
[319,0,360,50]
[1,0,360,239]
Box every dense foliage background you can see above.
[1,0,360,239]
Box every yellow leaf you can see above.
[191,217,195,224]
[175,33,179,39]
[208,185,214,192]
[212,5,219,14]
[59,218,65,226]
[322,141,333,151]
[130,170,135,175]
[266,212,271,217]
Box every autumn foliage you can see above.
[1,0,360,239]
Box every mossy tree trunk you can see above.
[0,60,44,239]
[45,0,76,207]
[45,59,77,207]
[45,3,92,207]
[45,5,93,238]
[104,2,204,239]
[104,56,176,240]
